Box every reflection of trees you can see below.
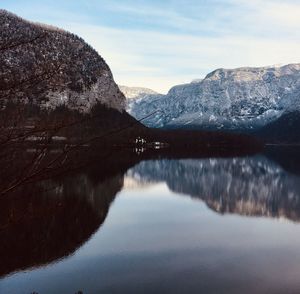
[128,156,300,221]
[0,103,144,195]
[0,168,123,278]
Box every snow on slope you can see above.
[0,10,125,112]
[119,85,158,100]
[128,64,300,129]
[120,85,164,114]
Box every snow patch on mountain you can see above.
[128,64,300,129]
[119,85,159,100]
[120,85,164,114]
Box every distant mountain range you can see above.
[123,64,300,142]
[0,10,263,156]
[119,85,159,100]
[3,10,299,144]
[0,9,125,112]
[119,85,163,114]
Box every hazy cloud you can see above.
[2,0,300,92]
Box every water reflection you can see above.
[127,154,300,221]
[1,147,300,288]
[0,172,121,277]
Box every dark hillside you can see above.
[0,9,125,111]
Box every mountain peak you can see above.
[128,63,300,129]
[204,63,300,82]
[119,85,159,100]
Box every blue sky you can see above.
[2,0,300,93]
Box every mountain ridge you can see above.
[127,63,300,132]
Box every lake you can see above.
[1,147,300,293]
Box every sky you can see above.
[2,0,300,93]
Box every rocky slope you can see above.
[128,64,300,130]
[120,85,164,115]
[0,10,125,112]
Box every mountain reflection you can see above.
[1,147,300,278]
[0,172,122,278]
[128,155,300,221]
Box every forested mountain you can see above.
[0,9,125,112]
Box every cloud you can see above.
[228,0,300,37]
[2,0,300,92]
[63,22,300,93]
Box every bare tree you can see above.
[0,11,161,196]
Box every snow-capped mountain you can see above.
[120,85,164,114]
[128,64,300,130]
[0,10,125,112]
[119,85,159,100]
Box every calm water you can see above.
[2,148,300,293]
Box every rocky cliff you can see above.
[128,64,300,130]
[0,10,125,112]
